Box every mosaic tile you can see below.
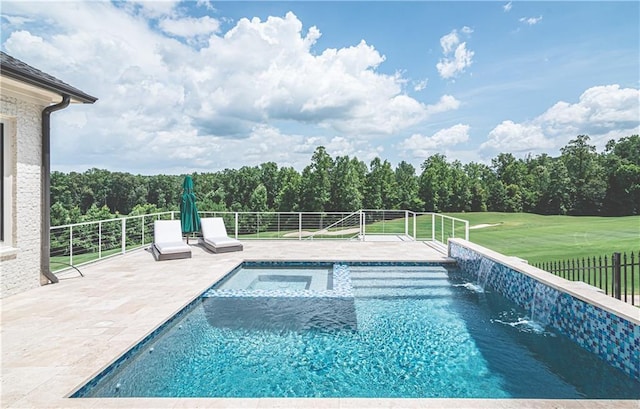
[450,241,640,382]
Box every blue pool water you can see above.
[215,265,333,291]
[73,262,640,399]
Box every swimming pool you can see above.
[72,261,640,399]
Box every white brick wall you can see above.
[1,94,44,298]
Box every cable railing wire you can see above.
[50,210,470,273]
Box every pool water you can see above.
[73,263,640,399]
[215,265,333,291]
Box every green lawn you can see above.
[236,212,639,263]
[50,244,146,272]
[443,212,639,264]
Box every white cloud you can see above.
[481,121,552,152]
[503,2,512,12]
[224,127,380,170]
[519,16,543,25]
[1,4,461,173]
[1,14,33,26]
[439,31,460,55]
[414,79,428,92]
[436,28,474,79]
[126,0,180,19]
[158,16,220,38]
[425,95,461,115]
[482,85,640,154]
[196,0,216,12]
[399,124,470,158]
[538,84,640,136]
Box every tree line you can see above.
[50,134,640,226]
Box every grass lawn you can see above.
[236,212,639,263]
[443,212,639,264]
[50,244,146,272]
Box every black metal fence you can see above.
[533,251,638,306]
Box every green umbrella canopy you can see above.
[180,175,201,234]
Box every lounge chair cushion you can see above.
[155,241,191,254]
[153,220,192,260]
[200,217,243,252]
[204,236,242,249]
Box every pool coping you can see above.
[2,240,638,408]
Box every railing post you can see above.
[141,216,145,245]
[256,212,260,239]
[632,252,636,306]
[598,256,603,290]
[235,212,239,239]
[298,212,302,241]
[465,220,469,241]
[623,252,628,303]
[431,213,435,241]
[451,218,454,239]
[69,225,73,266]
[404,210,409,237]
[362,210,366,240]
[121,218,126,255]
[613,252,622,300]
[98,221,102,259]
[604,256,609,295]
[413,213,417,240]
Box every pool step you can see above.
[349,267,453,299]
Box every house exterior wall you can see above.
[0,93,45,298]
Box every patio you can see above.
[0,240,635,408]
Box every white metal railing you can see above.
[303,210,361,240]
[50,210,469,272]
[50,212,176,271]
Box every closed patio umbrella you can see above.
[180,175,201,241]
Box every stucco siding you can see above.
[1,94,44,298]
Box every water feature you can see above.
[477,258,495,291]
[455,258,496,293]
[492,281,562,334]
[529,282,561,329]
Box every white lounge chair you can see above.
[152,220,192,261]
[200,217,243,253]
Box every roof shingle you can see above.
[0,51,97,103]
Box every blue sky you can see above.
[2,1,638,174]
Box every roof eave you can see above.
[1,66,97,104]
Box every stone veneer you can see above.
[0,94,44,298]
[448,238,640,381]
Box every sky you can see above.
[1,1,639,175]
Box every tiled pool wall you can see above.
[449,239,640,381]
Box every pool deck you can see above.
[1,240,637,409]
